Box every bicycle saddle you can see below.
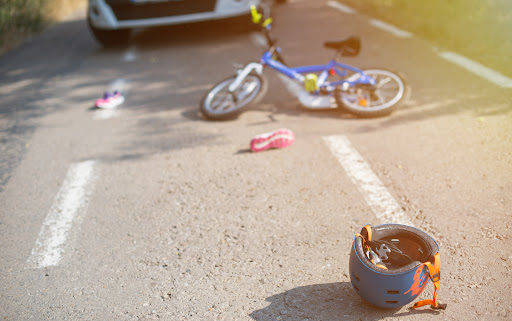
[324,36,361,56]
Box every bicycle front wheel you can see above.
[336,69,406,117]
[200,73,266,120]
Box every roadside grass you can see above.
[0,0,85,54]
[340,0,512,77]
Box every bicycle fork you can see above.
[228,62,264,94]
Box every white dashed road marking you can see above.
[249,32,268,49]
[323,135,413,226]
[326,0,355,14]
[368,19,413,38]
[123,46,137,62]
[438,51,512,88]
[175,84,212,95]
[94,108,121,120]
[108,78,127,93]
[326,2,510,87]
[27,160,97,268]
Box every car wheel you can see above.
[87,16,131,47]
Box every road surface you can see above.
[0,1,511,320]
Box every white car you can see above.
[87,0,279,46]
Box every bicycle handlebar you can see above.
[250,5,263,24]
[250,5,276,48]
[250,4,271,26]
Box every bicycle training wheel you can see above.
[336,69,406,117]
[200,73,267,120]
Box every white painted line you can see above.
[369,19,413,38]
[323,135,413,225]
[438,51,512,88]
[108,78,127,93]
[27,160,97,268]
[94,109,121,120]
[327,1,355,14]
[175,84,212,95]
[123,46,137,62]
[249,32,267,49]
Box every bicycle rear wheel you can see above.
[336,69,406,117]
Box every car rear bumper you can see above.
[88,0,257,30]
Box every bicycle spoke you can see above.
[213,93,233,111]
[372,91,385,106]
[220,101,234,111]
[377,76,392,88]
[237,80,258,101]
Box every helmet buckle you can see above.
[375,243,391,260]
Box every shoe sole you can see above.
[250,128,294,152]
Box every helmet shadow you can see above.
[249,282,441,321]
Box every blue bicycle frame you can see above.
[260,49,376,94]
[200,6,406,119]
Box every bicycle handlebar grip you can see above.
[250,5,262,24]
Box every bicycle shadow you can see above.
[185,67,364,124]
[249,282,441,321]
[349,91,512,134]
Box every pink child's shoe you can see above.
[95,91,125,109]
[250,128,295,152]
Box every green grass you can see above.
[0,0,84,54]
[340,0,512,77]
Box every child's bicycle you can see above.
[200,5,406,120]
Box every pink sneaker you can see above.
[95,91,124,109]
[250,128,295,152]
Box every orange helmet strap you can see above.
[411,253,447,310]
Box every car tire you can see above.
[87,16,131,47]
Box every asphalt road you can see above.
[1,1,511,320]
